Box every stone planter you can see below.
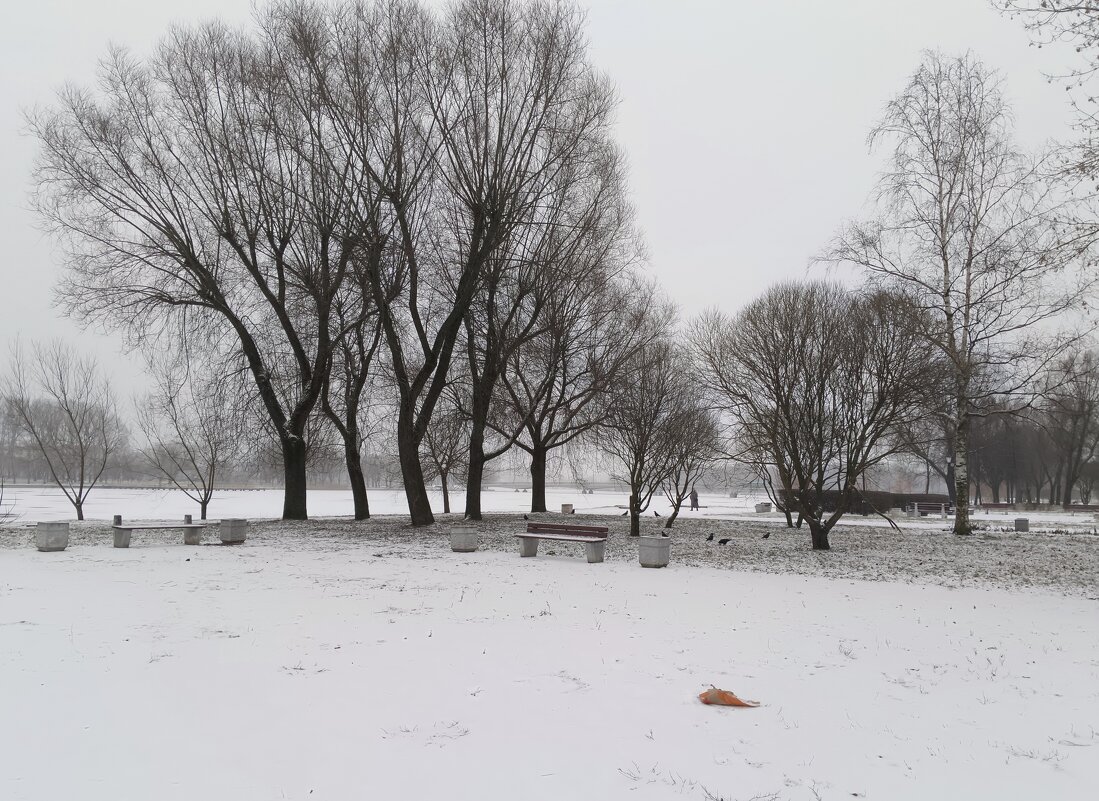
[113,528,132,548]
[638,536,671,568]
[449,526,479,553]
[754,502,772,513]
[35,521,69,552]
[561,503,574,515]
[219,518,248,544]
[183,528,202,546]
[1015,518,1029,532]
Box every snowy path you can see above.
[2,532,1097,800]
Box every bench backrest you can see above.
[527,522,608,536]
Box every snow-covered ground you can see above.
[6,484,1099,532]
[1,516,1097,800]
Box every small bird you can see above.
[718,538,732,546]
[523,514,529,520]
[705,532,714,542]
[621,510,628,516]
[761,533,770,539]
[653,511,661,517]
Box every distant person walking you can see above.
[689,486,699,511]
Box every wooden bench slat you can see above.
[526,523,608,535]
[112,524,208,530]
[514,533,604,543]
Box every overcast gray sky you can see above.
[0,0,1081,388]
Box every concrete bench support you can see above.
[584,541,606,563]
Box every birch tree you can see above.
[827,51,1091,535]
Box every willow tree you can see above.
[29,14,371,520]
[828,52,1091,535]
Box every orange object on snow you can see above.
[698,687,760,707]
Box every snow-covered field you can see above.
[2,514,1097,800]
[6,483,1099,532]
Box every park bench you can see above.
[111,522,207,548]
[907,502,954,518]
[514,522,609,563]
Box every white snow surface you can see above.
[2,513,1098,800]
[7,483,1099,531]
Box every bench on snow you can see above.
[515,522,609,563]
[111,522,207,548]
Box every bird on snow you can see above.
[762,533,770,539]
[718,538,732,546]
[653,510,661,517]
[705,532,714,542]
[621,510,628,516]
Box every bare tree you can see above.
[27,10,386,520]
[600,336,683,537]
[135,351,243,520]
[493,270,656,512]
[421,391,470,515]
[3,341,125,521]
[826,51,1092,535]
[661,392,722,529]
[461,137,636,521]
[321,304,383,521]
[289,0,622,526]
[692,283,938,550]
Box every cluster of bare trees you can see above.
[12,2,1099,549]
[25,0,656,524]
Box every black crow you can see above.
[705,532,714,542]
[523,514,529,520]
[718,538,732,545]
[762,533,770,539]
[621,510,628,516]
[653,511,661,517]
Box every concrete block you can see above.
[220,518,248,544]
[35,521,69,552]
[638,536,669,568]
[449,527,478,552]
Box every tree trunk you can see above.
[200,499,208,520]
[664,500,682,529]
[441,471,451,514]
[396,408,434,526]
[345,442,370,521]
[952,412,971,535]
[74,500,84,522]
[464,420,486,521]
[282,435,309,520]
[629,493,640,536]
[530,444,548,513]
[809,520,830,550]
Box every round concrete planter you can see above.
[219,518,248,544]
[183,528,202,546]
[449,526,479,553]
[638,536,671,568]
[561,503,574,515]
[35,521,69,552]
[754,502,772,513]
[1014,518,1029,532]
[113,528,132,548]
